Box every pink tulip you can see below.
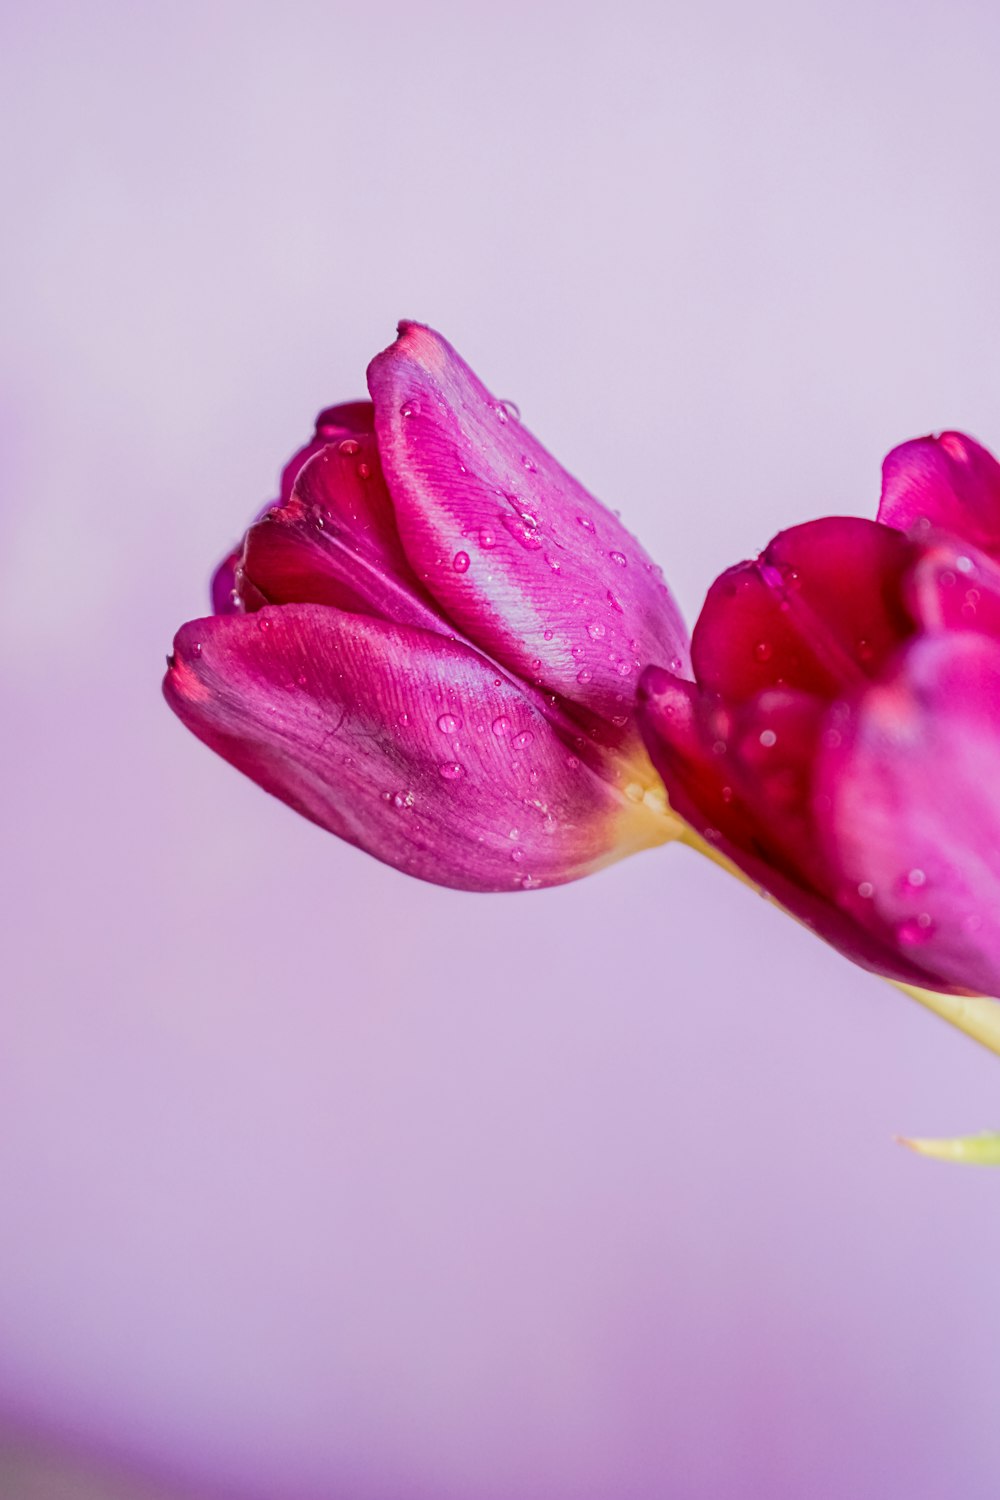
[165,324,689,890]
[638,431,1000,998]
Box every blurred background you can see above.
[3,2,1000,1496]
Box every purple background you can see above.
[3,3,1000,1496]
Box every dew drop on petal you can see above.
[492,715,511,738]
[437,713,460,734]
[452,551,471,573]
[759,729,777,747]
[576,668,593,684]
[512,730,534,749]
[358,462,371,479]
[587,622,606,640]
[480,528,497,549]
[439,761,464,780]
[400,401,421,418]
[609,551,627,567]
[338,438,360,456]
[858,881,875,899]
[576,515,595,533]
[754,641,772,662]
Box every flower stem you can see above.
[894,982,1000,1059]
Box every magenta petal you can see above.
[904,532,1000,640]
[366,323,689,733]
[815,631,1000,996]
[637,666,939,986]
[238,435,447,632]
[164,606,640,891]
[278,400,375,506]
[691,518,916,705]
[879,431,1000,558]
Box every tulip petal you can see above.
[164,606,668,892]
[879,431,1000,558]
[904,533,1000,638]
[815,632,1000,997]
[366,323,689,738]
[637,666,940,985]
[237,435,448,632]
[690,518,916,705]
[210,403,376,616]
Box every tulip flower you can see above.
[637,430,1000,1149]
[165,323,690,891]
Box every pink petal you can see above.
[366,323,689,738]
[815,631,1000,996]
[637,666,940,986]
[904,532,1000,639]
[879,431,1000,558]
[237,432,447,632]
[210,403,375,616]
[164,606,659,892]
[690,517,916,705]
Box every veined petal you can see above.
[164,606,671,892]
[366,322,689,738]
[691,518,916,705]
[815,632,1000,997]
[238,434,447,632]
[879,431,1000,558]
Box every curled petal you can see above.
[879,431,1000,558]
[691,518,916,705]
[366,322,689,737]
[816,632,1000,996]
[238,435,447,632]
[210,403,375,616]
[164,606,669,892]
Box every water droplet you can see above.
[479,527,497,549]
[501,399,521,421]
[452,551,471,573]
[191,642,203,656]
[956,554,973,574]
[543,629,554,641]
[492,715,511,737]
[400,401,421,418]
[520,874,540,890]
[512,730,534,749]
[566,755,580,770]
[857,638,874,663]
[338,438,360,456]
[521,454,537,473]
[754,641,772,662]
[544,554,562,573]
[398,711,410,727]
[898,915,934,945]
[576,668,593,684]
[607,590,623,614]
[439,761,464,779]
[502,514,544,550]
[609,550,627,567]
[258,617,272,631]
[616,660,633,677]
[358,462,371,479]
[511,847,524,863]
[906,868,926,888]
[857,881,874,899]
[437,713,460,734]
[576,515,595,533]
[495,403,509,424]
[721,785,733,803]
[670,656,684,673]
[393,789,415,809]
[759,729,777,747]
[587,621,606,640]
